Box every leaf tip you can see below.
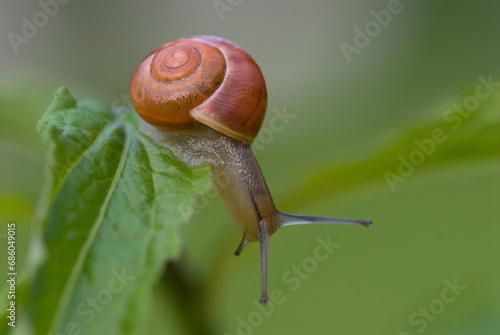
[52,86,77,109]
[36,87,77,135]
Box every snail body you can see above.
[130,35,372,304]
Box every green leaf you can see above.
[24,87,212,335]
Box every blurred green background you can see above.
[1,0,499,334]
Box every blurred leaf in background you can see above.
[0,84,51,334]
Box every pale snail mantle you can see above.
[130,35,372,304]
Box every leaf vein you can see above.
[49,124,132,332]
[52,118,118,194]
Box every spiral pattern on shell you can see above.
[130,35,267,145]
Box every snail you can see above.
[129,35,372,304]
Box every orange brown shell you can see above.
[129,35,267,145]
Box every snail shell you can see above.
[129,35,267,145]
